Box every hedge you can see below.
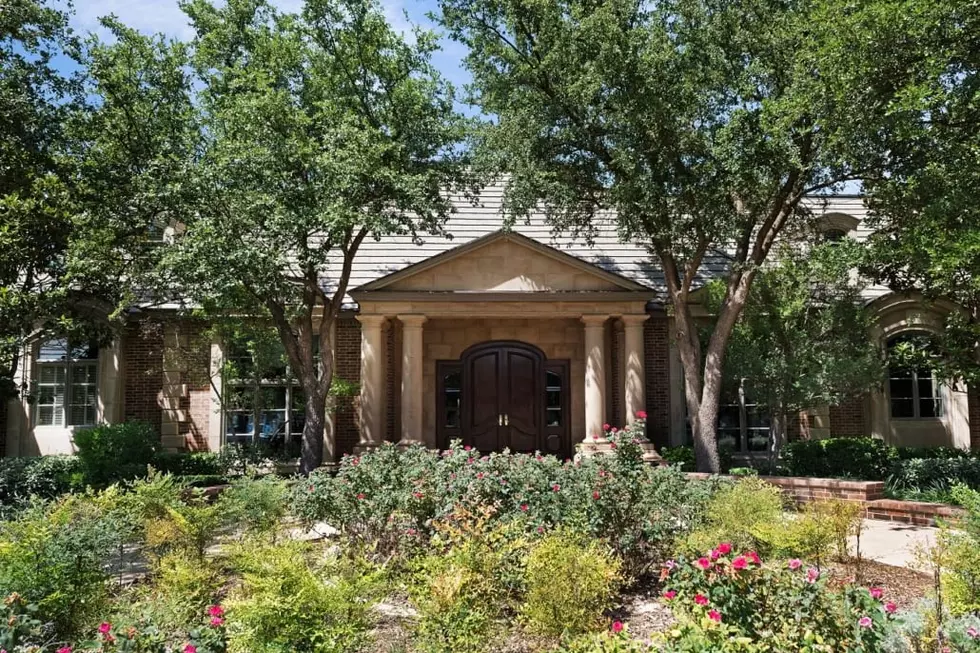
[782,437,897,481]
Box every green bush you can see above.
[216,475,289,538]
[155,451,224,478]
[783,437,897,480]
[293,420,725,574]
[73,421,161,488]
[411,516,516,653]
[896,446,972,460]
[0,495,123,638]
[660,446,695,472]
[888,458,980,499]
[685,477,785,556]
[225,539,380,653]
[521,530,622,637]
[0,456,81,517]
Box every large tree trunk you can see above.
[300,389,328,475]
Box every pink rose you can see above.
[870,587,884,600]
[210,617,224,627]
[184,645,197,653]
[806,567,820,583]
[662,590,676,600]
[208,605,224,617]
[99,622,112,635]
[967,626,979,639]
[746,551,761,565]
[716,542,732,555]
[636,410,647,419]
[694,593,708,606]
[696,557,711,570]
[603,423,611,432]
[858,616,873,629]
[356,492,366,500]
[884,602,897,614]
[611,621,624,633]
[552,484,560,492]
[520,504,529,512]
[57,648,72,653]
[593,491,600,500]
[710,548,720,560]
[732,556,747,570]
[788,558,802,570]
[708,609,722,623]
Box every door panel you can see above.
[502,347,540,453]
[464,348,502,452]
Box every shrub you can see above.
[783,437,897,480]
[216,475,289,539]
[293,419,725,574]
[660,446,695,472]
[658,549,897,651]
[155,451,224,478]
[0,456,81,518]
[225,539,380,653]
[148,551,224,631]
[0,496,122,637]
[558,627,649,652]
[685,477,784,556]
[889,458,980,498]
[73,421,161,488]
[0,593,49,651]
[521,530,622,637]
[896,446,972,461]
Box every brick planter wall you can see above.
[685,472,963,526]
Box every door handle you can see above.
[498,414,503,426]
[504,414,509,426]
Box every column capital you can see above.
[397,314,428,328]
[356,314,388,328]
[581,315,609,328]
[620,314,649,327]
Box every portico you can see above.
[349,230,659,458]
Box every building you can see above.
[3,189,978,460]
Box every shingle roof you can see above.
[327,186,871,309]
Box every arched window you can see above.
[887,333,943,418]
[823,228,848,243]
[35,338,99,426]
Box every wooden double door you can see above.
[437,341,569,458]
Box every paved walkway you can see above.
[850,519,941,570]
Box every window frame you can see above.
[221,343,305,447]
[887,335,944,420]
[34,339,100,428]
[436,360,463,449]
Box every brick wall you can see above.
[970,386,980,452]
[830,395,867,437]
[334,317,361,458]
[123,320,165,432]
[644,316,671,449]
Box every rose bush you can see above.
[292,417,726,573]
[657,545,897,652]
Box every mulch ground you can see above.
[827,558,934,609]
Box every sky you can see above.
[61,0,472,89]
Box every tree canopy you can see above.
[437,0,906,470]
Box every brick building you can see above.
[3,191,978,461]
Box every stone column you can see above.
[622,314,647,424]
[582,315,608,440]
[398,315,426,446]
[356,314,387,451]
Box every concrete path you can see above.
[851,519,940,570]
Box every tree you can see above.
[437,0,903,470]
[0,0,78,400]
[712,238,883,464]
[854,0,980,384]
[102,0,470,473]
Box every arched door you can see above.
[460,341,544,454]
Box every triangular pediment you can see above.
[356,231,649,293]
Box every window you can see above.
[887,334,943,419]
[686,378,771,453]
[223,341,304,446]
[717,379,771,453]
[545,370,562,427]
[35,339,99,427]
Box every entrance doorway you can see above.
[436,341,570,458]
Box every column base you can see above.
[578,438,666,465]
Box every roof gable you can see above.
[355,231,650,293]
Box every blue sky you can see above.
[62,0,471,89]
